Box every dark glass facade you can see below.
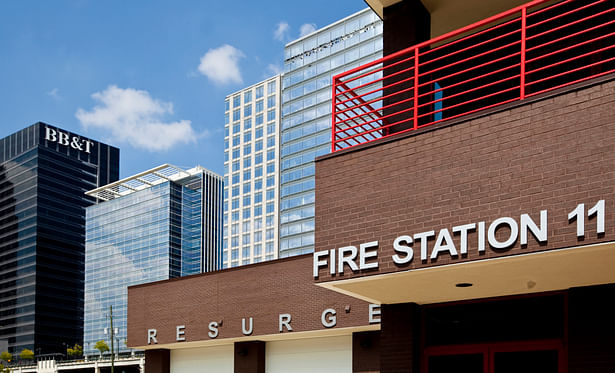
[0,122,119,354]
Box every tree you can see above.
[0,352,10,363]
[19,349,34,360]
[94,340,109,356]
[67,344,83,358]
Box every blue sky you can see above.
[0,0,366,178]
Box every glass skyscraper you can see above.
[0,122,119,354]
[83,165,222,354]
[279,9,383,256]
[223,75,281,268]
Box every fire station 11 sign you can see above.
[313,200,606,278]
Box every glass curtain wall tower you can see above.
[0,122,119,354]
[279,9,383,257]
[223,76,281,268]
[83,165,222,355]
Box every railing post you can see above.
[520,7,527,99]
[331,77,337,152]
[413,48,419,130]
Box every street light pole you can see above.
[109,305,114,373]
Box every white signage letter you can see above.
[431,228,458,260]
[452,223,475,255]
[392,235,414,264]
[45,127,57,142]
[313,250,329,278]
[208,322,219,338]
[359,241,379,270]
[414,231,435,261]
[321,309,337,328]
[58,131,70,146]
[147,329,158,344]
[242,317,253,335]
[520,210,548,245]
[337,246,359,274]
[279,314,293,332]
[488,217,518,249]
[176,325,186,341]
[369,304,381,324]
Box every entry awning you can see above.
[317,242,615,305]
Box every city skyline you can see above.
[0,0,367,178]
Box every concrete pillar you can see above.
[139,357,146,373]
[94,361,100,373]
[234,341,265,373]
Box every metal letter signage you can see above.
[45,127,94,154]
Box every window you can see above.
[242,259,250,265]
[267,123,276,134]
[224,201,229,212]
[256,100,264,113]
[243,221,251,232]
[243,195,251,206]
[254,205,262,216]
[266,188,275,200]
[255,166,263,177]
[267,109,276,122]
[266,175,275,187]
[254,218,263,230]
[232,186,239,197]
[268,80,276,94]
[266,202,275,214]
[244,118,252,130]
[256,114,263,125]
[266,241,274,253]
[254,192,263,203]
[224,151,229,162]
[243,208,251,219]
[232,135,240,146]
[223,239,228,249]
[242,246,250,257]
[244,104,252,117]
[254,231,262,242]
[243,156,251,168]
[266,228,274,240]
[231,223,239,235]
[231,248,239,260]
[255,153,263,164]
[233,95,240,107]
[233,123,240,134]
[225,113,230,125]
[243,182,251,194]
[244,144,252,155]
[232,198,239,210]
[233,109,240,122]
[232,147,240,159]
[232,236,239,249]
[244,90,252,103]
[242,234,250,245]
[224,139,229,149]
[267,162,275,174]
[225,99,230,111]
[224,126,229,137]
[255,179,262,190]
[232,161,240,172]
[232,173,240,184]
[266,215,275,227]
[255,140,263,152]
[267,94,276,108]
[243,169,251,181]
[244,132,252,142]
[256,85,264,99]
[256,127,263,138]
[224,214,228,225]
[224,164,229,175]
[267,136,275,148]
[224,188,229,200]
[254,244,262,256]
[267,150,275,161]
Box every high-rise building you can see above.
[279,8,383,257]
[222,76,281,268]
[0,122,119,354]
[83,164,222,354]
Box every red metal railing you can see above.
[331,0,615,152]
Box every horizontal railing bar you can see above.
[526,0,605,30]
[336,95,415,128]
[526,18,615,54]
[335,105,414,137]
[335,68,414,107]
[526,43,615,77]
[526,67,615,97]
[526,54,615,87]
[335,84,415,119]
[526,29,615,65]
[526,6,615,42]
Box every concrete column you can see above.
[380,303,421,373]
[234,341,265,373]
[139,357,146,373]
[94,361,100,373]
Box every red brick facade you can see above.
[315,79,615,281]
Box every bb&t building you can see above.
[127,0,615,372]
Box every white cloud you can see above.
[47,88,60,100]
[274,21,290,41]
[75,85,197,152]
[299,23,317,37]
[267,64,282,75]
[197,44,245,85]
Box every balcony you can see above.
[331,0,615,152]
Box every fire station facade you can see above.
[127,0,615,372]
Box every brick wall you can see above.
[127,255,373,346]
[315,79,615,281]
